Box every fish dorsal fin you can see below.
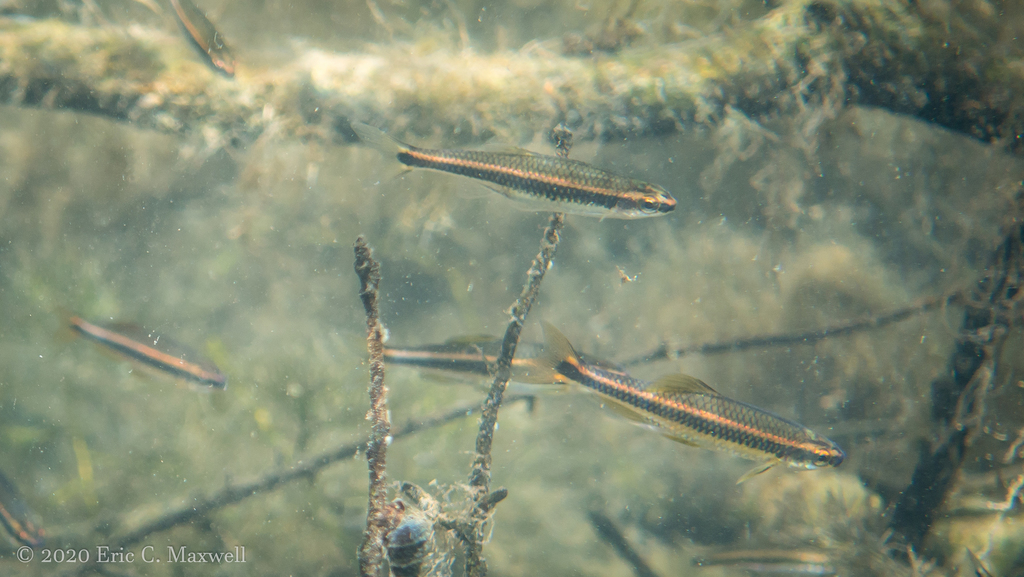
[443,334,501,346]
[648,374,720,396]
[477,142,540,156]
[736,462,776,484]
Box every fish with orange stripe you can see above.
[351,123,676,219]
[0,469,44,548]
[539,323,844,481]
[69,316,227,390]
[169,0,236,76]
[384,335,626,385]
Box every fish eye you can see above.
[639,197,660,213]
[812,452,830,467]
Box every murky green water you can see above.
[2,1,1024,576]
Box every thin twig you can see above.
[461,212,564,577]
[354,236,399,577]
[622,292,959,367]
[587,510,663,577]
[457,129,573,577]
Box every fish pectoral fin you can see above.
[601,397,654,424]
[478,182,518,199]
[511,358,567,384]
[736,462,776,484]
[661,433,700,447]
[648,374,720,396]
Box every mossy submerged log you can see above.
[0,0,1021,150]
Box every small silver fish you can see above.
[352,122,676,219]
[540,323,845,481]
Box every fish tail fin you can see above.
[350,121,410,158]
[56,307,84,343]
[538,322,583,384]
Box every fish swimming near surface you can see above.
[351,122,676,219]
[69,316,227,389]
[169,0,236,76]
[0,470,45,548]
[539,323,844,481]
[383,335,626,385]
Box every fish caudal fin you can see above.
[351,122,409,158]
[539,323,583,384]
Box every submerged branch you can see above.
[889,222,1024,552]
[588,510,662,577]
[462,211,563,577]
[622,292,959,367]
[353,237,397,577]
[1,0,1022,150]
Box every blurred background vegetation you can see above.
[1,0,1024,576]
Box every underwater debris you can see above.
[540,323,844,480]
[561,0,645,56]
[890,225,1024,550]
[69,315,228,389]
[386,483,443,577]
[351,122,675,219]
[387,507,435,577]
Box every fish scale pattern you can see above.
[399,147,636,209]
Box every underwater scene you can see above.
[1,0,1024,575]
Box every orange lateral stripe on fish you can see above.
[0,470,44,548]
[169,0,236,76]
[352,122,676,219]
[540,323,844,481]
[383,335,627,385]
[70,316,227,389]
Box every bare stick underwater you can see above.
[459,127,573,577]
[622,291,961,367]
